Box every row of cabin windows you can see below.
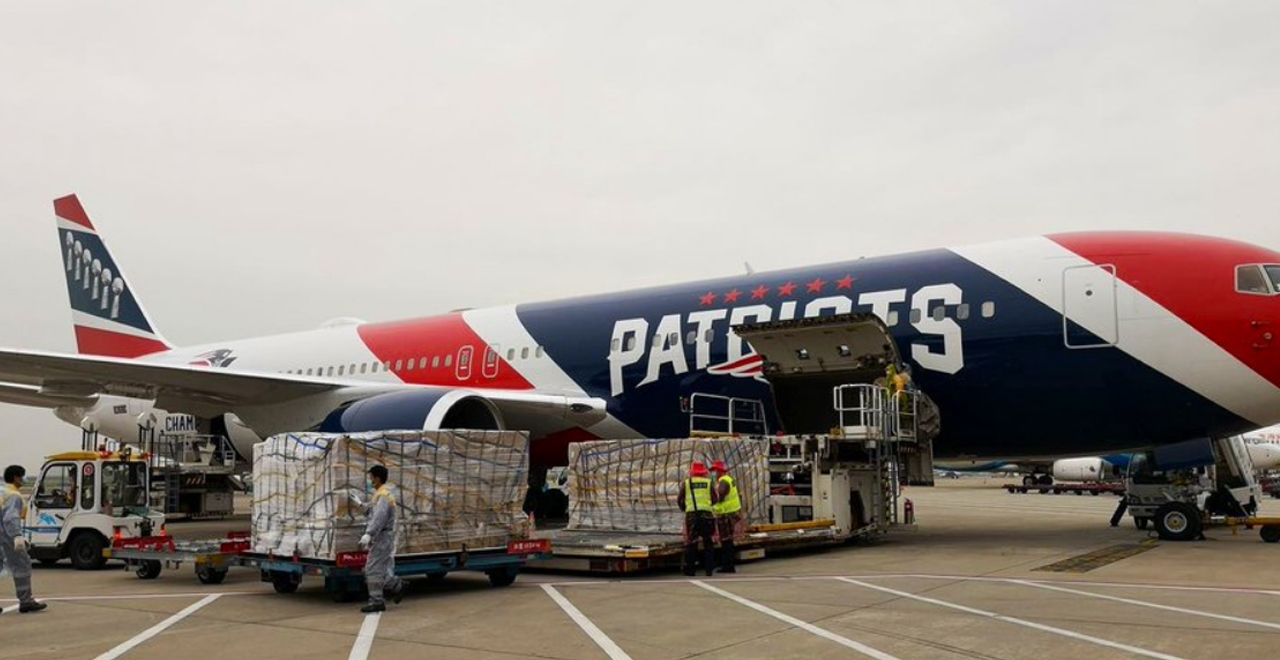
[607,301,998,352]
[279,345,547,377]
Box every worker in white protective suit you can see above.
[358,465,404,613]
[1,465,47,614]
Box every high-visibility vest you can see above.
[683,477,714,513]
[713,475,741,516]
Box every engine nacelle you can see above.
[1052,457,1115,483]
[319,389,505,433]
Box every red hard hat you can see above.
[690,462,709,477]
[711,460,727,473]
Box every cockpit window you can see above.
[1266,265,1280,292]
[1236,265,1274,295]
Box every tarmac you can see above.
[4,480,1280,660]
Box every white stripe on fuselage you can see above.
[462,305,643,438]
[952,236,1280,427]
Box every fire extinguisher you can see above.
[903,498,915,525]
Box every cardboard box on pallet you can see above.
[252,430,532,559]
[565,439,770,534]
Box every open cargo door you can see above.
[733,313,939,440]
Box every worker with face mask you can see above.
[359,465,405,613]
[1,465,46,614]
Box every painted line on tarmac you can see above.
[0,604,18,614]
[860,574,1280,597]
[0,590,259,605]
[692,580,903,660]
[544,573,1280,597]
[541,584,634,660]
[838,578,1190,660]
[1013,580,1280,630]
[348,613,381,660]
[93,594,222,660]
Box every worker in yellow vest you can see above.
[676,461,719,576]
[711,460,741,573]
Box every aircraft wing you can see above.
[0,381,98,408]
[0,347,345,411]
[0,347,608,430]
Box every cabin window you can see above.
[403,359,412,372]
[338,365,345,376]
[444,354,453,367]
[909,309,922,324]
[360,363,368,374]
[327,367,334,377]
[536,346,545,358]
[509,348,518,360]
[521,347,530,359]
[931,306,946,321]
[1237,264,1277,295]
[306,368,313,376]
[395,359,403,371]
[432,356,440,368]
[982,301,996,318]
[886,311,900,327]
[610,339,619,353]
[704,329,714,343]
[686,331,697,345]
[625,335,637,351]
[956,303,971,321]
[652,334,662,348]
[668,332,679,347]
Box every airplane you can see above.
[2,195,1280,492]
[935,428,1280,486]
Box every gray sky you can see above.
[2,2,1279,468]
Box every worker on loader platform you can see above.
[677,461,719,576]
[359,465,405,613]
[711,460,741,574]
[1,465,46,614]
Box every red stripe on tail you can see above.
[54,195,95,230]
[74,326,170,359]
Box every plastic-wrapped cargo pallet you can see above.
[565,439,769,534]
[252,430,532,559]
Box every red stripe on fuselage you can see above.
[1050,232,1280,390]
[54,195,95,230]
[356,315,534,390]
[74,325,169,358]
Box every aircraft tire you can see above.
[1153,503,1201,541]
[1260,525,1280,544]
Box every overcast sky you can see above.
[2,2,1279,468]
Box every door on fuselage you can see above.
[1062,264,1119,348]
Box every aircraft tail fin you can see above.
[54,195,173,358]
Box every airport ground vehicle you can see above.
[107,533,551,598]
[1004,482,1124,496]
[1124,436,1264,541]
[24,450,166,570]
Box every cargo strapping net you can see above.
[252,430,531,559]
[565,438,769,534]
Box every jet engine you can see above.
[319,389,505,433]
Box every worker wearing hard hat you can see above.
[1,465,46,614]
[711,460,742,574]
[358,465,405,613]
[677,461,719,576]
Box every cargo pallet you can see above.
[530,519,861,574]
